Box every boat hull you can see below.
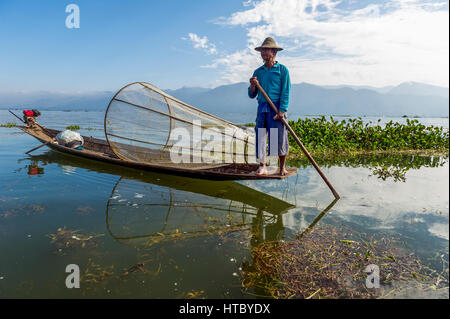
[20,125,298,180]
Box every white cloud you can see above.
[209,0,449,87]
[183,33,218,55]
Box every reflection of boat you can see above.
[19,124,297,180]
[26,150,296,216]
[105,175,297,247]
[26,151,297,246]
[105,177,338,247]
[27,151,337,248]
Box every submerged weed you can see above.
[46,227,104,255]
[240,225,449,299]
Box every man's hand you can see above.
[273,111,285,121]
[249,77,259,92]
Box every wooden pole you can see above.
[25,141,51,154]
[8,110,26,123]
[255,82,340,199]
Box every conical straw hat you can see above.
[255,37,283,52]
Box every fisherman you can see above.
[23,109,41,126]
[248,37,291,176]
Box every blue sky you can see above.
[0,0,448,92]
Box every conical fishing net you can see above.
[104,82,256,169]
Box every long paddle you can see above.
[25,141,51,154]
[255,82,340,200]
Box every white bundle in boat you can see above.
[56,130,84,148]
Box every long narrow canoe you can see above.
[20,124,297,180]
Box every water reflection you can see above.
[15,149,447,298]
[26,150,338,249]
[27,160,44,176]
[289,153,448,182]
[105,176,296,247]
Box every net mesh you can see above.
[105,82,256,169]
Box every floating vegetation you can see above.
[46,227,104,255]
[288,117,449,154]
[0,122,17,128]
[1,204,45,218]
[122,262,148,276]
[185,289,206,299]
[370,166,409,182]
[240,225,449,299]
[65,125,80,130]
[82,259,115,290]
[76,205,95,215]
[140,224,250,247]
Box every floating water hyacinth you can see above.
[288,116,449,154]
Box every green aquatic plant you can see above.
[0,122,17,128]
[288,116,449,154]
[65,125,80,130]
[370,165,409,182]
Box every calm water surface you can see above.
[0,111,448,298]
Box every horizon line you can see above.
[1,80,449,95]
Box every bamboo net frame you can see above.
[104,82,257,169]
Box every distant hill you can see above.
[167,82,448,117]
[386,82,449,99]
[321,84,395,94]
[0,82,448,117]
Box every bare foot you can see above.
[279,168,288,176]
[256,166,268,175]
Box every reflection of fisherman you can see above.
[27,160,44,175]
[248,37,291,176]
[245,209,285,297]
[250,209,285,247]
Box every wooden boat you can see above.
[20,124,298,180]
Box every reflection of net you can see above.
[106,179,272,247]
[105,82,256,169]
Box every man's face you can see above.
[260,48,276,62]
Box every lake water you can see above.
[0,111,448,298]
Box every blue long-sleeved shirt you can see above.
[248,61,291,113]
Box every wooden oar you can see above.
[25,141,51,154]
[255,82,340,199]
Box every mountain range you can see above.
[1,81,448,117]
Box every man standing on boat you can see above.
[248,37,291,176]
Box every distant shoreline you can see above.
[2,108,449,119]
